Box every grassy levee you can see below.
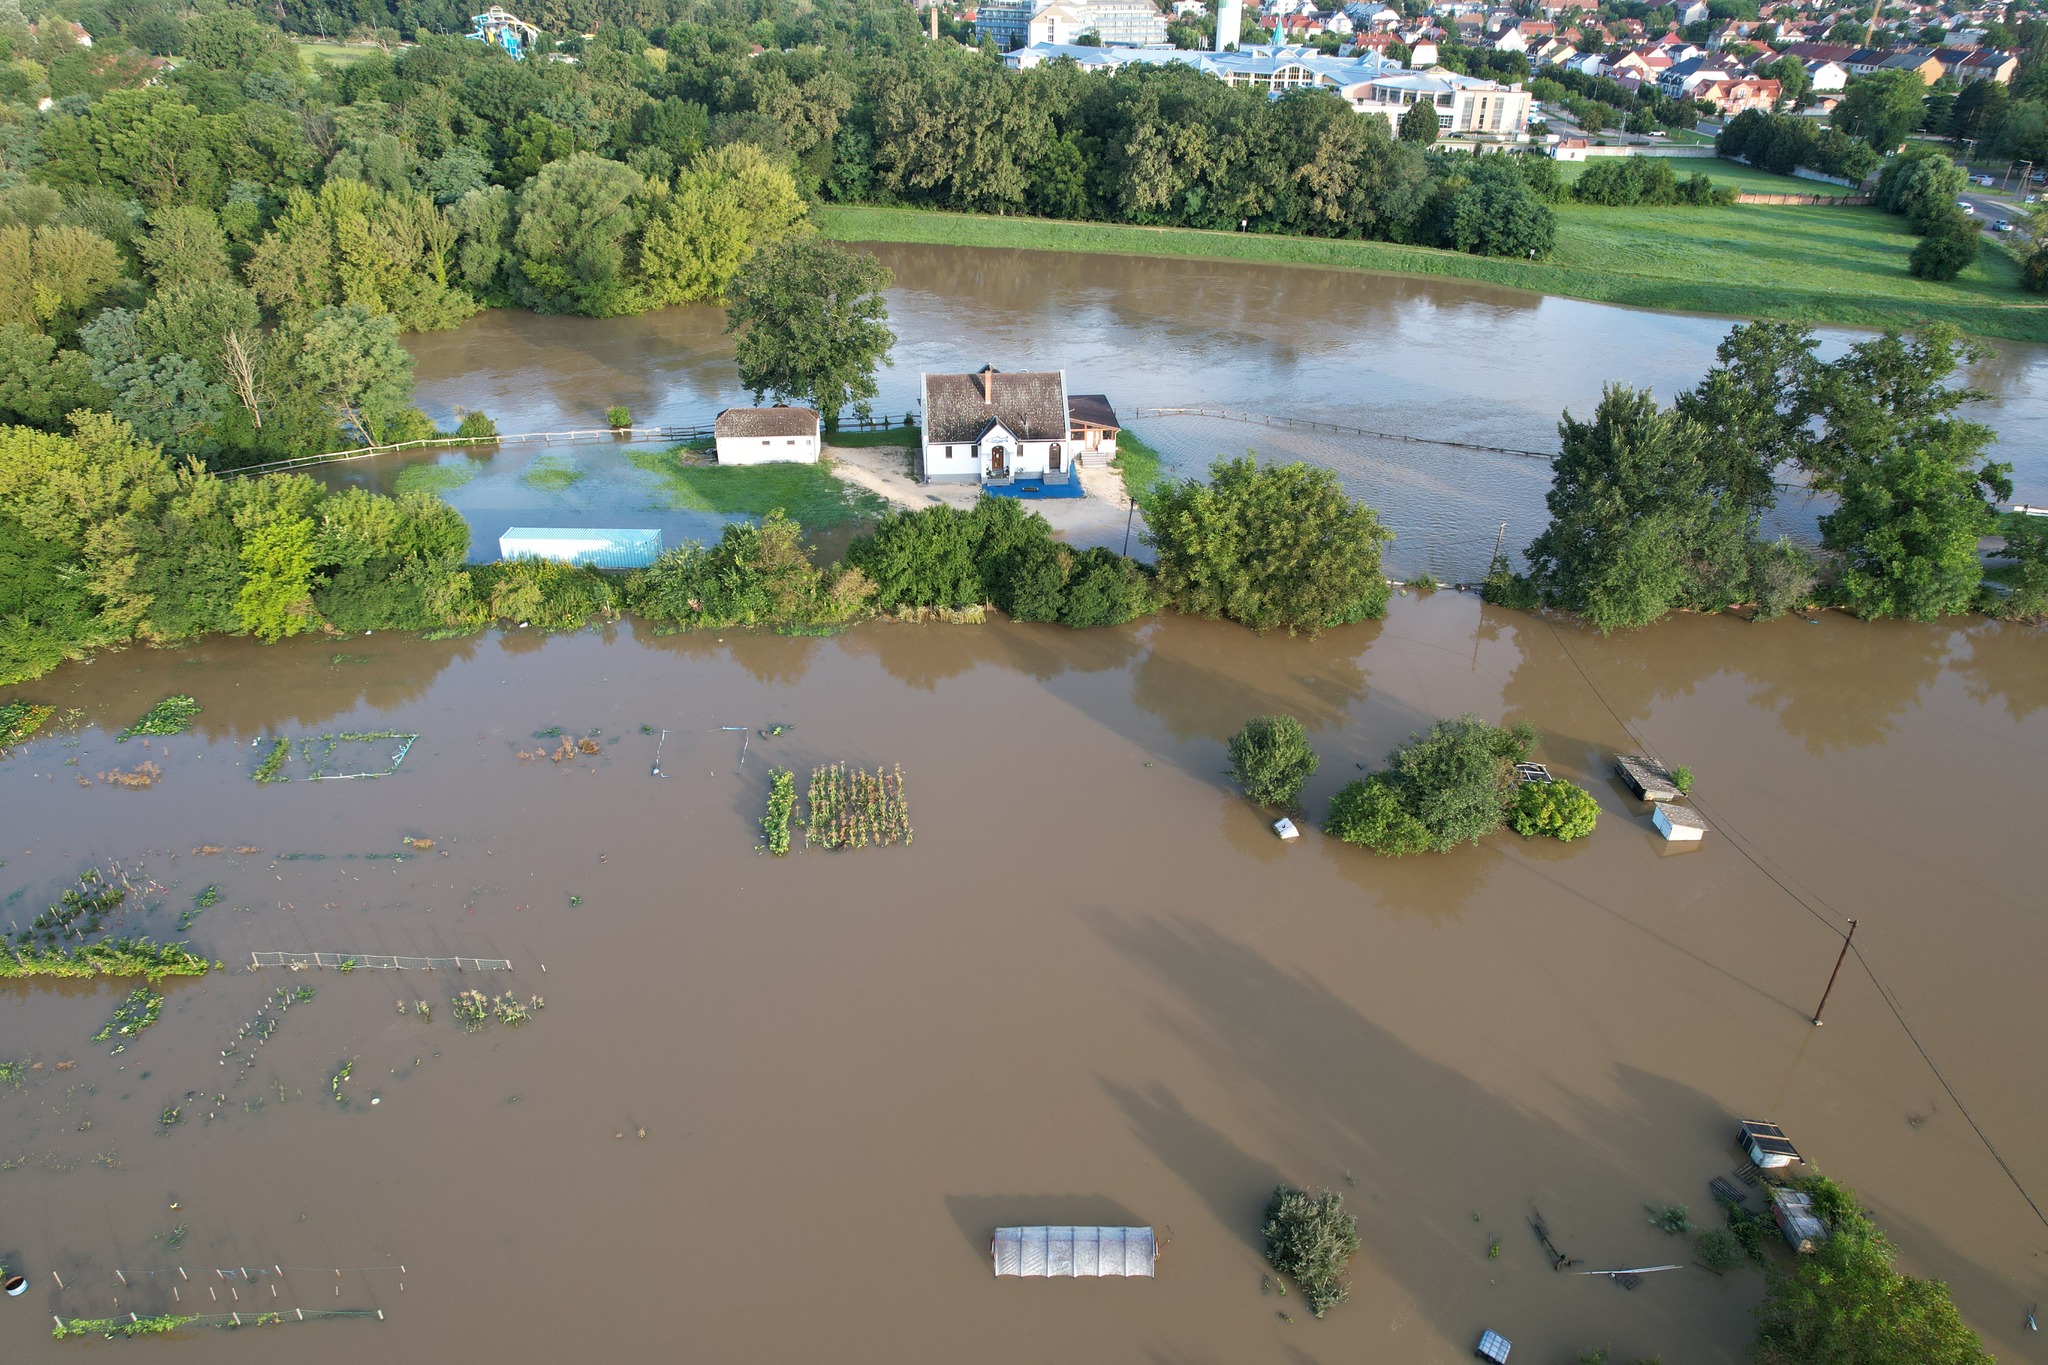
[817,204,2048,343]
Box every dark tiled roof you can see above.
[716,406,819,438]
[1067,394,1120,430]
[925,369,1068,444]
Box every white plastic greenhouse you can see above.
[991,1226,1156,1278]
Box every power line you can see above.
[1534,613,2048,1232]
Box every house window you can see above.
[787,438,796,445]
[945,445,954,459]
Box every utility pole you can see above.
[1810,918,1858,1026]
[1121,495,1137,558]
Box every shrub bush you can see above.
[475,556,618,630]
[1146,457,1392,633]
[606,405,632,428]
[626,509,874,631]
[455,410,498,439]
[1326,715,1537,855]
[1226,715,1318,806]
[1908,211,1979,281]
[1263,1185,1358,1318]
[1509,779,1599,841]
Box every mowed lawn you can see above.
[818,202,2046,342]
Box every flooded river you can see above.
[362,243,2048,579]
[3,596,2044,1363]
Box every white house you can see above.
[1405,37,1439,66]
[1804,58,1848,91]
[920,366,1076,487]
[713,406,821,464]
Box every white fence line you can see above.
[250,952,512,971]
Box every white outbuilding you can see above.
[1653,803,1710,842]
[713,406,820,464]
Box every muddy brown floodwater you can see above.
[1,594,2043,1363]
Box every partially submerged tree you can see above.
[726,236,895,431]
[1263,1185,1358,1317]
[1227,715,1318,806]
[1752,1176,1990,1365]
[1144,456,1393,633]
[1326,714,1537,855]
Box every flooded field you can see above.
[354,243,2048,579]
[2,595,2044,1363]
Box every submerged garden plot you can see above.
[251,731,419,782]
[760,763,913,855]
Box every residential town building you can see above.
[977,0,1168,48]
[1004,42,1533,137]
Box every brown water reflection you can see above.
[0,597,2043,1365]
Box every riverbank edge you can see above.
[816,206,2048,345]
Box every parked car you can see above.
[1993,219,2012,232]
[1975,174,1996,187]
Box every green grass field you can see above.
[295,39,382,70]
[521,453,585,491]
[818,202,2046,342]
[628,451,885,528]
[1112,430,1166,501]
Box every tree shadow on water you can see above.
[1092,914,1770,1360]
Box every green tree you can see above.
[0,224,128,339]
[0,324,102,428]
[1523,386,1720,631]
[1144,457,1393,633]
[247,180,477,332]
[1804,328,2008,620]
[1438,155,1556,257]
[640,143,807,306]
[510,152,653,316]
[725,235,895,429]
[1227,715,1319,806]
[1509,779,1600,841]
[1326,715,1538,855]
[1908,210,1980,280]
[1752,1177,1990,1365]
[1833,70,1936,151]
[1398,100,1440,144]
[1263,1186,1358,1318]
[1673,321,1818,518]
[1873,147,1969,232]
[293,304,417,445]
[135,207,232,288]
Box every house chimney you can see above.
[979,365,995,402]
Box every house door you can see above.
[989,446,1007,477]
[1048,444,1062,473]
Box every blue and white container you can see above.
[498,527,663,569]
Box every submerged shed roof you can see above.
[925,367,1069,445]
[992,1226,1155,1277]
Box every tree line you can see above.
[1488,321,2043,629]
[0,0,1589,472]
